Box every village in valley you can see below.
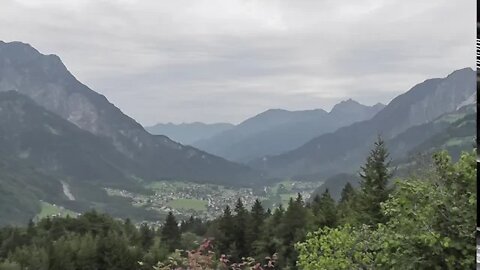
[104,180,323,226]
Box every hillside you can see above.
[0,91,150,188]
[408,112,476,160]
[309,106,476,203]
[0,91,167,224]
[0,41,261,186]
[0,156,64,226]
[251,68,475,178]
[194,100,384,162]
[388,104,475,161]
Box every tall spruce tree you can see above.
[358,135,393,224]
[139,223,154,250]
[218,205,234,254]
[339,182,355,203]
[248,199,265,251]
[161,212,181,252]
[337,182,357,224]
[317,189,337,228]
[280,196,308,269]
[233,198,248,260]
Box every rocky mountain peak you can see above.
[330,99,362,113]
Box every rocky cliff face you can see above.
[0,41,261,185]
[371,68,475,138]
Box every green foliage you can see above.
[296,150,476,269]
[296,224,375,270]
[311,189,337,228]
[0,145,475,270]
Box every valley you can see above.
[104,180,323,226]
[0,0,476,267]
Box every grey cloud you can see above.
[0,0,474,125]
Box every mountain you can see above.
[145,122,234,145]
[252,68,475,178]
[0,90,146,188]
[309,105,476,202]
[388,104,476,162]
[406,111,476,161]
[0,156,64,226]
[194,101,385,162]
[0,91,167,224]
[0,41,261,186]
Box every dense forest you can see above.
[0,138,476,269]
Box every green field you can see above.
[36,201,77,220]
[147,181,190,191]
[168,199,207,211]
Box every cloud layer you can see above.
[0,0,475,124]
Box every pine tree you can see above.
[218,205,234,254]
[139,223,154,250]
[317,189,337,228]
[248,199,265,252]
[27,219,35,237]
[161,212,181,252]
[358,135,393,224]
[340,182,355,203]
[281,197,307,269]
[295,193,304,207]
[337,182,357,225]
[232,198,248,260]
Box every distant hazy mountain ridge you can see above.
[194,100,385,162]
[145,122,234,145]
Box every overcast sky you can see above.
[0,0,475,125]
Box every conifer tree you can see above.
[281,197,307,269]
[358,135,393,224]
[232,198,249,259]
[317,189,337,228]
[337,182,357,224]
[161,212,180,252]
[139,223,154,250]
[340,182,355,203]
[248,199,265,252]
[218,205,234,254]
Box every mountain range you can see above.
[0,41,261,186]
[193,100,385,162]
[145,122,234,145]
[250,67,476,179]
[0,40,475,225]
